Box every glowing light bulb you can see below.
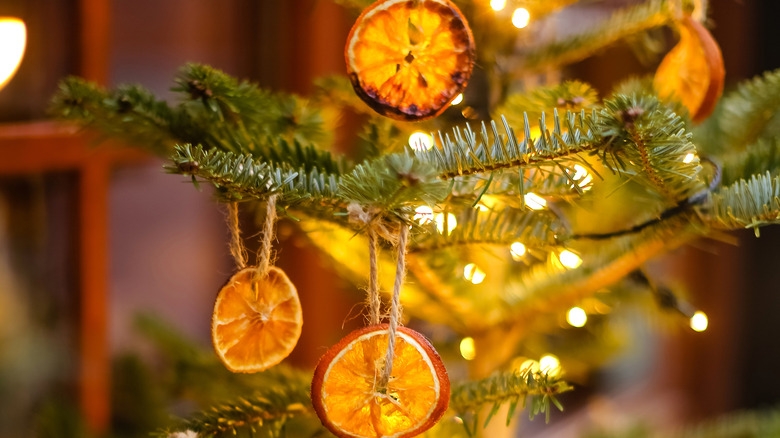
[572,164,593,191]
[510,242,526,260]
[512,8,530,29]
[540,354,561,377]
[475,203,489,212]
[409,131,433,151]
[490,0,506,11]
[690,311,708,332]
[463,263,486,284]
[451,93,463,105]
[559,250,582,269]
[435,213,457,234]
[459,337,476,360]
[567,307,587,327]
[524,192,546,210]
[414,205,434,225]
[518,359,541,374]
[0,18,26,91]
[683,152,695,163]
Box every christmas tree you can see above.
[43,0,780,437]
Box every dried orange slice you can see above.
[345,0,475,121]
[311,324,450,438]
[211,267,302,373]
[654,15,724,123]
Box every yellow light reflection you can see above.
[567,307,587,327]
[524,192,546,210]
[559,250,582,269]
[512,8,531,29]
[0,18,26,91]
[540,354,561,377]
[510,242,526,260]
[572,164,593,191]
[690,311,708,332]
[435,213,457,234]
[463,263,486,284]
[518,359,541,374]
[683,152,695,163]
[459,337,476,360]
[409,131,433,151]
[451,93,463,105]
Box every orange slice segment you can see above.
[654,15,724,123]
[311,324,450,438]
[211,267,302,373]
[346,0,475,121]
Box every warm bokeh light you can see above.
[540,354,561,377]
[572,164,593,191]
[459,337,476,360]
[524,192,546,210]
[414,205,434,225]
[690,311,708,332]
[510,242,526,260]
[567,307,587,327]
[435,212,457,234]
[463,263,486,284]
[409,131,433,151]
[518,359,541,374]
[683,152,695,163]
[451,93,463,105]
[490,0,506,11]
[0,18,26,91]
[559,250,582,269]
[512,8,530,29]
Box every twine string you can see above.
[380,224,408,389]
[255,195,278,278]
[227,202,248,270]
[367,228,381,326]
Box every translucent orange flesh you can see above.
[348,0,472,117]
[213,268,302,371]
[655,22,710,116]
[321,331,439,437]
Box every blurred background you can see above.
[1,0,779,437]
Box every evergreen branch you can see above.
[450,368,572,434]
[168,144,344,208]
[523,0,673,71]
[701,69,780,153]
[720,138,780,186]
[420,111,601,181]
[410,207,560,253]
[157,372,315,437]
[707,172,780,236]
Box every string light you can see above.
[463,263,486,284]
[559,250,582,269]
[690,311,708,332]
[459,337,476,360]
[413,205,434,225]
[409,131,433,151]
[518,359,541,374]
[510,242,526,260]
[490,0,506,11]
[571,164,593,191]
[683,152,695,163]
[567,307,587,327]
[435,213,457,234]
[451,93,463,105]
[540,354,561,377]
[512,8,531,29]
[524,192,546,210]
[0,18,26,91]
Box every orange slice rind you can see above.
[346,0,475,121]
[211,267,302,373]
[654,15,724,123]
[311,324,450,438]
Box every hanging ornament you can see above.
[211,198,303,373]
[311,220,450,437]
[654,15,724,123]
[345,0,475,121]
